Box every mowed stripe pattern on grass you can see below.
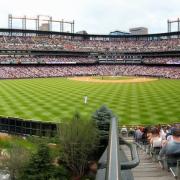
[0,77,179,124]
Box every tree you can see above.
[57,112,99,177]
[92,105,114,152]
[0,144,29,180]
[20,143,53,180]
[52,165,70,180]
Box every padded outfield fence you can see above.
[0,117,57,136]
[0,116,179,137]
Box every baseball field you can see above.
[0,76,179,125]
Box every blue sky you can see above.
[0,0,180,34]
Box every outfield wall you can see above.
[0,116,178,137]
[0,117,57,136]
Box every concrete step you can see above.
[121,142,174,180]
[134,176,174,180]
[132,171,171,177]
[133,167,160,171]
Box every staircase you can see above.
[121,137,175,180]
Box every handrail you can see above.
[96,118,139,180]
[105,117,121,180]
[120,137,140,170]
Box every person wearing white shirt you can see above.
[84,96,88,104]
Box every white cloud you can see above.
[0,0,180,34]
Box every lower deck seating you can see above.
[135,139,180,179]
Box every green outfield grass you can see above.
[0,77,179,125]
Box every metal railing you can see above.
[119,138,139,170]
[106,117,121,180]
[96,117,139,180]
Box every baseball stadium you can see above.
[0,14,180,180]
[0,15,179,125]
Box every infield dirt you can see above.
[69,76,158,83]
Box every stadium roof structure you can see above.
[109,30,131,36]
[1,28,180,40]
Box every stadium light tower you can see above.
[167,18,180,32]
[8,14,75,33]
[36,15,52,31]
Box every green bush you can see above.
[57,112,99,177]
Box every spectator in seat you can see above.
[134,127,143,143]
[128,128,135,137]
[150,127,162,148]
[142,127,150,145]
[121,125,128,137]
[159,128,180,156]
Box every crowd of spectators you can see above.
[143,57,180,64]
[121,124,180,169]
[0,34,180,79]
[0,56,97,64]
[134,125,180,168]
[1,56,180,65]
[1,35,180,52]
[0,65,179,79]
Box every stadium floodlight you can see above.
[8,14,75,33]
[167,18,180,32]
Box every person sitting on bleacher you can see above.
[160,126,168,147]
[121,125,128,137]
[159,127,180,156]
[149,127,162,160]
[159,127,180,167]
[150,127,162,148]
[134,127,143,143]
[141,127,150,145]
[128,128,135,137]
[121,126,127,134]
[160,126,167,140]
[165,125,172,138]
[166,126,176,143]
